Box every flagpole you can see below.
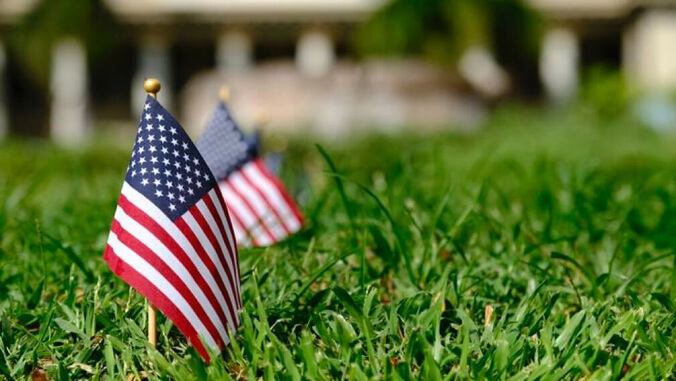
[143,77,161,348]
[219,86,230,103]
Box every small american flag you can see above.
[104,95,240,361]
[197,102,303,247]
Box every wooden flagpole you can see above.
[219,86,230,103]
[143,77,161,347]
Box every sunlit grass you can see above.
[2,109,676,379]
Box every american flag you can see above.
[197,101,304,247]
[104,95,240,361]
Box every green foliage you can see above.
[580,66,632,121]
[9,0,119,89]
[3,109,676,378]
[357,0,542,71]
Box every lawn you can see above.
[2,107,676,380]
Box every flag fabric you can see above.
[104,95,241,361]
[197,102,304,247]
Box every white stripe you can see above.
[121,183,239,328]
[229,172,287,240]
[182,210,239,311]
[206,189,244,297]
[208,190,243,304]
[208,190,239,260]
[113,206,232,342]
[195,197,239,296]
[227,207,252,248]
[107,231,219,349]
[219,182,273,246]
[243,163,301,232]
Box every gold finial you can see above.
[144,78,162,99]
[255,109,269,127]
[219,86,230,102]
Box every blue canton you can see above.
[196,102,258,181]
[125,96,217,221]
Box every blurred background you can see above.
[0,0,675,144]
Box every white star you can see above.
[186,177,193,184]
[194,169,201,177]
[158,125,166,132]
[131,170,137,177]
[162,158,170,166]
[138,146,145,154]
[153,179,161,186]
[176,173,183,180]
[161,147,169,155]
[146,124,154,131]
[150,156,158,164]
[140,167,148,175]
[196,181,202,188]
[164,169,172,177]
[166,181,173,189]
[144,103,150,110]
[137,136,144,144]
[156,114,164,122]
[171,139,178,146]
[139,157,146,164]
[154,190,163,198]
[181,142,188,150]
[141,178,149,186]
[149,146,157,153]
[177,184,185,191]
[172,150,180,157]
[145,113,152,120]
[169,203,176,211]
[131,161,137,168]
[173,161,181,169]
[183,153,190,161]
[148,135,155,142]
[179,195,186,203]
[159,136,167,144]
[184,164,191,172]
[187,188,194,195]
[168,193,175,200]
[152,167,160,175]
[170,127,177,135]
[203,173,209,181]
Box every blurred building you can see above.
[0,0,675,141]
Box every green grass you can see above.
[3,108,676,379]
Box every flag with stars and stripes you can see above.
[196,101,304,247]
[104,95,241,361]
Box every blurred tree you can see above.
[357,0,542,95]
[9,0,119,90]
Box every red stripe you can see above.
[175,216,239,326]
[220,182,264,246]
[203,194,242,309]
[238,168,292,237]
[110,220,225,349]
[104,245,211,361]
[117,195,235,335]
[253,158,304,225]
[189,203,240,310]
[225,178,278,243]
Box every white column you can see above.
[296,30,335,78]
[458,46,510,98]
[539,28,579,103]
[216,30,253,72]
[132,35,172,116]
[625,10,676,92]
[50,38,88,145]
[0,41,7,140]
